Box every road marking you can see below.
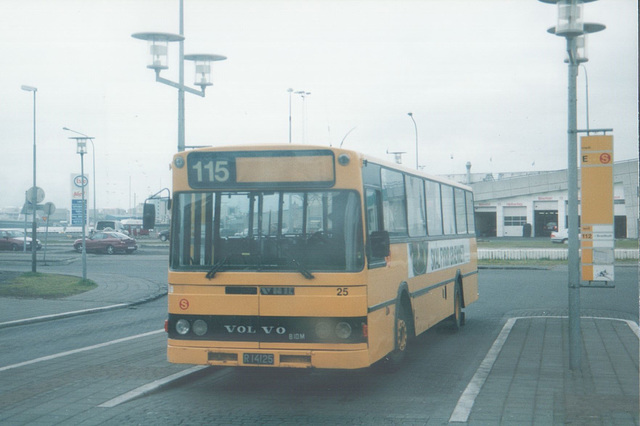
[0,303,129,329]
[449,317,516,423]
[0,329,164,373]
[449,316,640,423]
[99,365,222,408]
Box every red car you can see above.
[74,231,137,254]
[0,229,42,251]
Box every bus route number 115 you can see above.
[191,160,231,184]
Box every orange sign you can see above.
[580,135,614,282]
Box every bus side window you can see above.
[365,188,387,265]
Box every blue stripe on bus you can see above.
[367,269,478,313]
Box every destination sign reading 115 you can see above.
[186,150,336,189]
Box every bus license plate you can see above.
[243,353,274,365]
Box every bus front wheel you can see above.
[384,301,410,370]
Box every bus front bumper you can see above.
[168,344,371,369]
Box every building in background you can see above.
[446,159,638,239]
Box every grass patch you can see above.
[0,272,97,299]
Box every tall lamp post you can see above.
[407,112,419,170]
[64,128,96,228]
[70,137,89,281]
[21,85,38,273]
[540,0,604,371]
[132,0,226,152]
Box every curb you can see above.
[0,289,168,330]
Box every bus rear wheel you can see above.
[451,284,465,331]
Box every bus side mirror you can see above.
[143,203,156,230]
[370,230,390,258]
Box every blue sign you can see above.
[71,199,86,226]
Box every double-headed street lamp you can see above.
[21,85,38,272]
[132,0,226,153]
[294,91,311,144]
[540,0,604,371]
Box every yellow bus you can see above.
[162,145,478,369]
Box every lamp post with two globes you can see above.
[132,0,226,152]
[539,0,605,371]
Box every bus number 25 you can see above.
[337,287,349,296]
[192,160,230,183]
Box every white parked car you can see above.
[550,228,568,243]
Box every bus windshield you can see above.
[171,190,364,274]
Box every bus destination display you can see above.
[187,150,335,188]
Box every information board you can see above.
[580,135,614,281]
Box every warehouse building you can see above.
[445,159,638,239]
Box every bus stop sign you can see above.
[580,135,614,283]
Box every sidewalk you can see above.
[450,315,639,424]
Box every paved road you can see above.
[0,250,637,424]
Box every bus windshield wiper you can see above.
[206,256,228,280]
[290,257,315,280]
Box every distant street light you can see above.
[64,128,96,228]
[21,85,38,273]
[407,112,419,170]
[132,0,226,152]
[540,0,605,371]
[287,88,294,143]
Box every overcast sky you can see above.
[2,0,637,212]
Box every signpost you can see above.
[580,135,614,286]
[24,187,44,268]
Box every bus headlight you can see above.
[176,319,191,335]
[193,319,208,336]
[335,322,352,339]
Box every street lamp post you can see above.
[64,128,96,228]
[407,112,419,170]
[132,0,226,152]
[21,85,37,273]
[71,138,89,281]
[540,0,605,371]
